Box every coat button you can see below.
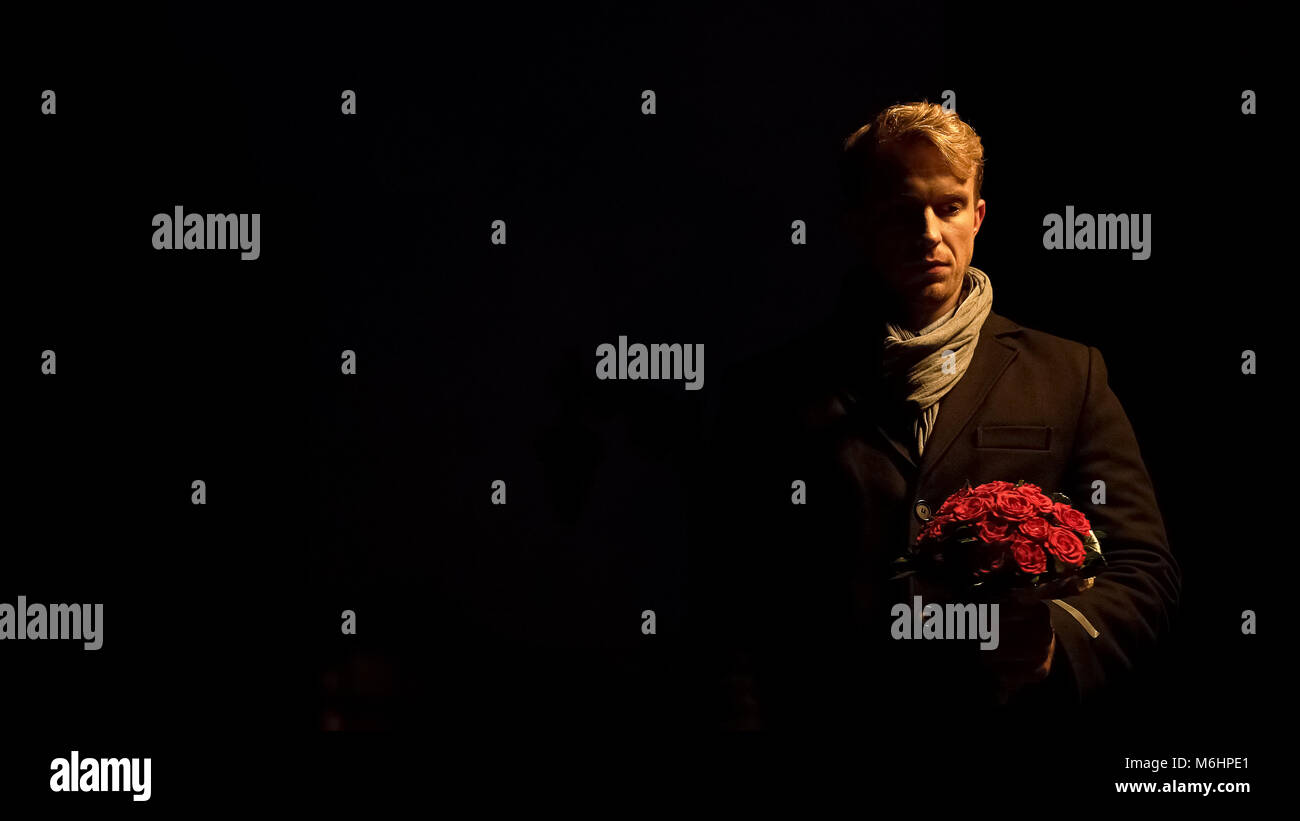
[914,500,932,521]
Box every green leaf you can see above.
[1015,479,1026,488]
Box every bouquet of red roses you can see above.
[893,479,1106,598]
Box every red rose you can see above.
[977,519,1012,544]
[1025,491,1055,514]
[1018,516,1051,542]
[952,494,991,522]
[1009,535,1047,575]
[977,480,1015,494]
[1052,502,1092,535]
[971,485,996,497]
[1009,483,1055,513]
[938,488,972,515]
[1046,526,1087,566]
[918,514,951,544]
[992,490,1035,521]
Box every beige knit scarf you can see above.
[880,266,994,457]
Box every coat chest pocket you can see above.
[975,425,1052,451]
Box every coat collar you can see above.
[829,305,1024,485]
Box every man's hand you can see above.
[982,598,1055,706]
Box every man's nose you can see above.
[909,206,942,248]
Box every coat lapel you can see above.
[913,311,1022,487]
[824,286,1025,483]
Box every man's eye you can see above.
[947,204,962,214]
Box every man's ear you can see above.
[973,198,986,236]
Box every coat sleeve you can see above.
[1045,344,1182,703]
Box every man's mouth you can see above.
[907,260,950,271]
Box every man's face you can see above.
[855,138,985,318]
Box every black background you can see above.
[2,1,1280,805]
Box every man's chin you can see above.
[882,282,957,319]
[903,279,954,303]
[877,268,959,308]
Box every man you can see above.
[693,102,1181,730]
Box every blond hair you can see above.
[840,101,985,210]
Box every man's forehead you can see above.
[875,143,972,197]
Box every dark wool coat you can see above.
[693,278,1181,730]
